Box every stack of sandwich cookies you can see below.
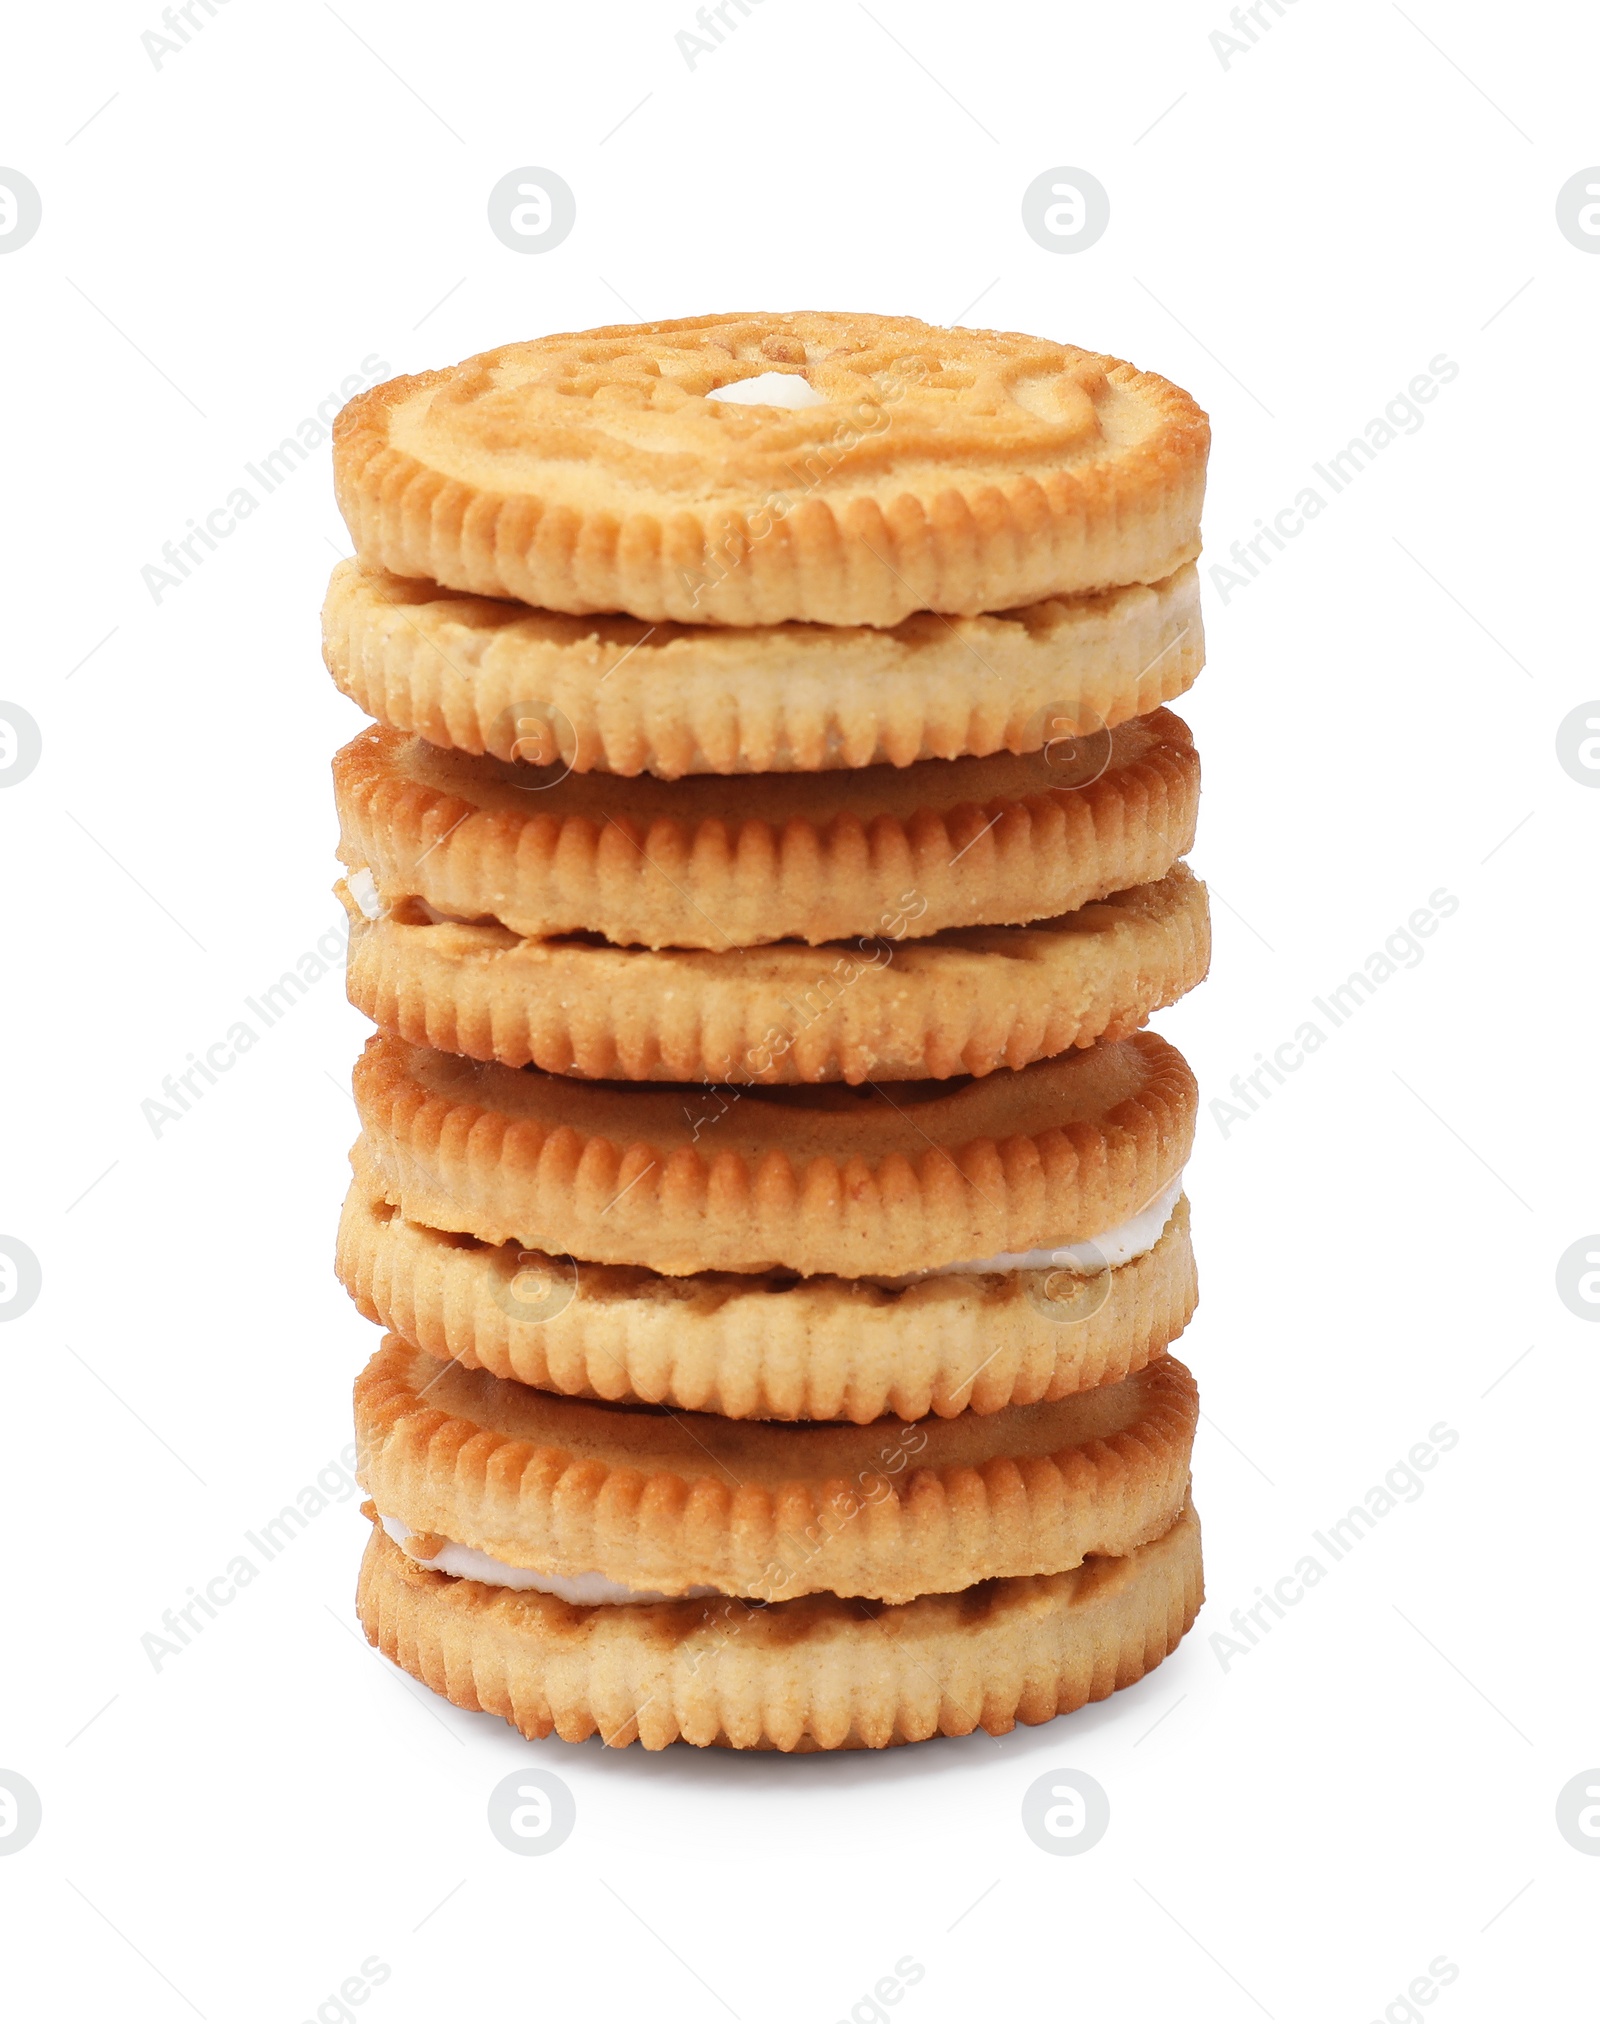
[325,312,1212,1749]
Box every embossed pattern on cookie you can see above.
[332,313,1209,626]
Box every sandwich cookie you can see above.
[349,1026,1197,1278]
[337,1146,1198,1421]
[354,1335,1203,1746]
[356,1337,1196,1602]
[332,312,1209,627]
[322,557,1203,776]
[336,862,1211,1082]
[331,707,1199,950]
[356,1499,1203,1750]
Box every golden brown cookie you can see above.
[337,863,1210,1081]
[350,1027,1197,1277]
[332,708,1199,950]
[332,314,1208,628]
[356,1337,1195,1601]
[322,557,1204,775]
[355,1496,1203,1748]
[337,1159,1198,1421]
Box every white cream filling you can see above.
[346,866,384,920]
[914,1173,1184,1279]
[379,1513,719,1604]
[705,371,826,408]
[345,869,477,928]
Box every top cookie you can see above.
[333,312,1209,627]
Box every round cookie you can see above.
[337,863,1210,1082]
[356,1336,1196,1602]
[332,707,1199,951]
[349,1027,1197,1278]
[332,313,1209,627]
[356,1496,1203,1749]
[337,1161,1199,1422]
[322,557,1204,776]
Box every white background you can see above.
[1,0,1595,2017]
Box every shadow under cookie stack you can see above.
[324,311,1212,1752]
